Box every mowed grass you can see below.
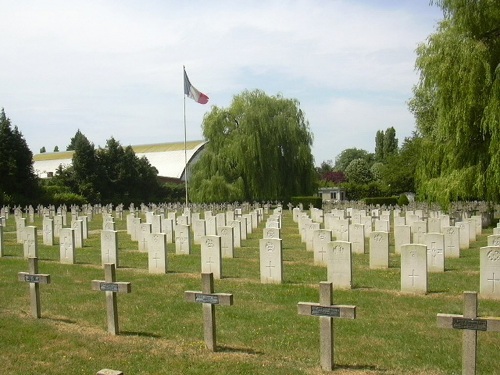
[1,210,499,375]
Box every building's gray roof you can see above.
[33,140,207,180]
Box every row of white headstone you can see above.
[294,207,500,299]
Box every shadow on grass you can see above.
[334,363,385,372]
[46,316,77,324]
[217,345,264,355]
[120,330,162,338]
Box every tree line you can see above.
[0,112,183,206]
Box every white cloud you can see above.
[0,0,442,162]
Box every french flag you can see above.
[184,68,209,104]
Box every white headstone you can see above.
[400,244,428,294]
[326,241,352,289]
[348,223,365,254]
[263,227,281,239]
[425,233,445,272]
[138,223,152,253]
[162,218,174,243]
[201,235,222,279]
[228,220,242,248]
[312,229,332,265]
[217,226,234,258]
[369,231,389,269]
[42,217,54,246]
[259,238,283,284]
[192,219,206,245]
[411,221,427,244]
[205,216,217,236]
[443,226,460,258]
[23,226,38,258]
[374,219,390,232]
[148,233,167,274]
[60,228,75,264]
[394,225,411,254]
[486,234,500,247]
[175,224,192,255]
[305,222,321,251]
[456,221,470,250]
[101,230,118,266]
[479,246,500,299]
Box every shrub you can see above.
[397,194,410,206]
[364,196,398,206]
[291,196,322,209]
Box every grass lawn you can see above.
[0,208,499,374]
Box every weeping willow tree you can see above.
[189,89,315,203]
[409,0,500,206]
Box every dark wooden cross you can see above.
[17,257,51,318]
[298,281,356,371]
[91,263,131,335]
[185,272,233,351]
[437,291,500,375]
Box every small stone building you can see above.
[318,187,346,202]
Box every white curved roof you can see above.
[33,140,207,180]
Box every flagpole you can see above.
[183,67,188,206]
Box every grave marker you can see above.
[42,217,54,246]
[148,233,167,274]
[175,224,192,255]
[437,291,500,375]
[259,238,283,283]
[60,228,76,264]
[298,282,356,371]
[185,273,234,351]
[326,241,352,289]
[201,235,222,279]
[348,223,365,254]
[443,226,460,258]
[401,244,428,294]
[425,233,445,273]
[91,263,131,335]
[369,231,389,269]
[17,257,51,318]
[312,229,332,265]
[479,246,500,299]
[101,230,118,266]
[23,226,38,258]
[0,224,3,257]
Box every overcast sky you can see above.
[0,0,443,165]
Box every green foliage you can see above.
[375,127,398,163]
[383,127,398,159]
[411,1,500,203]
[397,193,410,206]
[333,148,373,172]
[342,181,385,201]
[378,134,421,195]
[374,130,384,162]
[66,129,86,151]
[290,196,322,208]
[50,133,164,205]
[344,158,373,184]
[39,146,46,153]
[51,192,87,206]
[190,90,316,202]
[0,109,39,205]
[163,182,185,203]
[364,196,398,206]
[53,145,59,152]
[370,162,384,181]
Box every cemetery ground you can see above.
[1,211,499,375]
